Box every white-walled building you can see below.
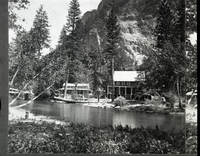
[106,71,145,100]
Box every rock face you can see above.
[82,10,97,25]
[81,0,179,67]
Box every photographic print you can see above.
[5,0,197,155]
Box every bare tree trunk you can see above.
[97,89,100,102]
[9,67,56,105]
[10,66,21,87]
[9,71,43,105]
[111,57,115,102]
[64,69,69,98]
[177,75,182,109]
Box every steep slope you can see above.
[81,0,178,67]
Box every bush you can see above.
[114,96,127,107]
[144,96,162,106]
[8,121,185,154]
[186,123,197,154]
[162,91,176,108]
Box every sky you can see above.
[9,0,102,55]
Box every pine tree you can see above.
[29,5,51,58]
[154,0,174,49]
[88,46,104,102]
[65,0,82,61]
[105,7,120,102]
[61,0,83,96]
[175,0,185,43]
[151,0,187,109]
[66,0,81,33]
[173,0,186,108]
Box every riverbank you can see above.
[83,101,184,115]
[9,107,66,125]
[8,118,185,154]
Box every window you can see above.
[116,82,120,86]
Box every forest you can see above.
[8,0,197,106]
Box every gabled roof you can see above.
[113,71,145,82]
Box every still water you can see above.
[15,100,185,131]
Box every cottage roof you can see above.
[113,71,145,82]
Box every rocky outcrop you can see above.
[80,0,178,67]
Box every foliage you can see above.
[61,0,85,84]
[9,4,52,102]
[65,0,82,61]
[144,96,162,106]
[87,46,104,96]
[8,0,30,30]
[9,0,197,104]
[66,0,81,34]
[29,5,51,58]
[104,6,120,101]
[186,123,197,154]
[104,7,120,59]
[162,91,176,108]
[8,121,185,154]
[186,0,197,33]
[138,0,188,109]
[9,29,36,88]
[185,0,197,91]
[154,0,175,49]
[114,96,127,107]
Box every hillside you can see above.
[81,0,179,67]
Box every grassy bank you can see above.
[186,123,198,154]
[186,106,197,154]
[8,120,185,154]
[126,104,184,114]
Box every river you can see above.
[14,100,185,131]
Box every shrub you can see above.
[162,91,176,108]
[8,121,185,154]
[186,123,197,154]
[144,97,162,106]
[114,96,127,107]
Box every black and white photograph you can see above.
[0,0,197,155]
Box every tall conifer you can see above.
[154,0,174,49]
[29,5,51,58]
[105,7,120,102]
[66,0,81,61]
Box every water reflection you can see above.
[18,100,185,131]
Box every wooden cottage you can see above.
[106,71,145,100]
